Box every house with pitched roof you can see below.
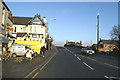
[10,14,48,48]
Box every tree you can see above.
[110,25,120,54]
[110,26,119,40]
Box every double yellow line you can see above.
[25,51,57,79]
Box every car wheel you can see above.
[12,53,16,58]
[34,52,37,57]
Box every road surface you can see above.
[29,47,120,79]
[2,46,120,80]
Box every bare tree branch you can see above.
[110,26,119,40]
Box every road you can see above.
[2,46,120,79]
[28,47,120,79]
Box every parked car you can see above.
[81,48,95,55]
[10,44,34,58]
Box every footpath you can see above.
[2,45,58,78]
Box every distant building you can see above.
[65,40,82,47]
[92,39,118,52]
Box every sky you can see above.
[6,2,118,46]
[3,0,120,2]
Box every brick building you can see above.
[92,39,118,52]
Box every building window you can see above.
[0,27,2,34]
[32,34,37,38]
[30,26,32,32]
[38,35,40,38]
[2,7,5,25]
[14,27,16,32]
[109,45,111,48]
[113,45,116,48]
[34,26,36,33]
[23,27,26,32]
[105,45,107,48]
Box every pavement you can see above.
[2,46,120,80]
[0,61,2,80]
[2,45,58,79]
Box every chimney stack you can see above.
[43,17,46,23]
[80,41,82,46]
[9,11,12,17]
[66,40,69,44]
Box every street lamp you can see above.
[47,18,56,50]
[49,18,56,34]
[97,13,100,51]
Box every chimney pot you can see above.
[43,17,46,23]
[9,11,12,17]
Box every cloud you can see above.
[3,0,120,2]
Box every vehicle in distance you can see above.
[10,44,34,58]
[81,48,95,55]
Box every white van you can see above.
[10,44,34,58]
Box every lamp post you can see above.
[97,13,100,51]
[48,18,56,50]
[49,18,56,34]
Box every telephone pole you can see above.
[97,13,100,51]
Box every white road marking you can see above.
[104,63,120,69]
[79,55,85,57]
[74,54,77,56]
[83,62,94,70]
[64,47,120,70]
[104,76,112,80]
[87,57,96,61]
[110,76,120,79]
[77,57,81,61]
[64,47,74,55]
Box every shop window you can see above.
[32,34,37,38]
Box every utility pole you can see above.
[97,13,100,51]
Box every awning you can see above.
[7,34,15,38]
